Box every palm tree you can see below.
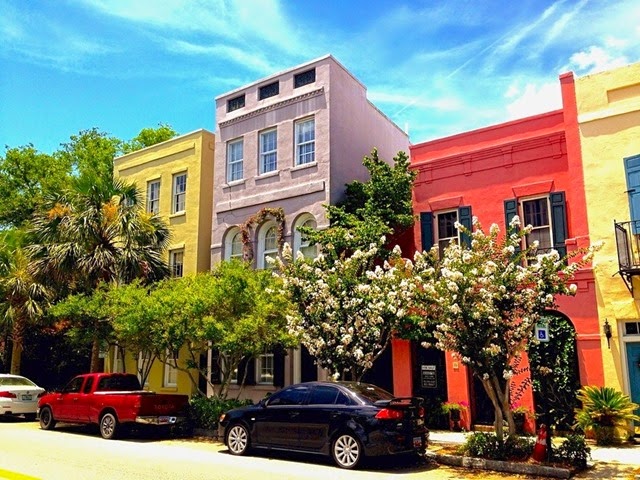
[0,238,51,374]
[28,174,171,371]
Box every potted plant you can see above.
[442,401,468,431]
[510,403,533,434]
[574,386,640,445]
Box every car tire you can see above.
[39,406,56,430]
[99,412,119,440]
[332,432,363,469]
[226,423,250,456]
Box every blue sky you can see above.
[1,0,639,155]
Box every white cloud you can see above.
[568,46,629,75]
[505,81,562,120]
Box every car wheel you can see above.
[226,423,250,456]
[39,406,56,430]
[99,412,119,440]
[332,432,362,469]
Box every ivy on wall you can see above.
[239,207,285,263]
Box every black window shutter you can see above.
[504,199,520,254]
[549,191,568,258]
[273,351,286,388]
[458,206,473,248]
[420,212,434,251]
[210,349,221,385]
[237,357,256,386]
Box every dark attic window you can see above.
[227,94,245,112]
[294,68,316,88]
[259,81,279,100]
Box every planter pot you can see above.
[513,414,526,434]
[449,410,462,431]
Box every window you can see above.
[308,385,340,405]
[163,349,178,387]
[147,180,160,214]
[624,322,640,336]
[227,94,245,112]
[294,215,317,258]
[259,129,278,174]
[256,352,274,384]
[62,377,84,394]
[261,225,278,269]
[295,118,315,165]
[259,81,279,100]
[436,211,459,257]
[230,231,243,260]
[82,377,94,394]
[227,139,244,182]
[294,68,316,88]
[170,250,184,278]
[522,198,553,254]
[267,384,310,406]
[172,173,186,213]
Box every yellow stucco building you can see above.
[576,62,640,414]
[111,129,215,396]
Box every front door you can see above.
[626,342,640,428]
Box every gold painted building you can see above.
[576,62,640,416]
[111,129,215,395]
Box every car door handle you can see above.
[289,412,300,417]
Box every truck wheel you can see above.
[99,412,119,439]
[39,406,56,430]
[226,423,250,456]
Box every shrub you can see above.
[460,432,534,461]
[553,434,591,470]
[188,395,252,430]
[574,386,640,445]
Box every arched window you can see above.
[294,214,317,259]
[224,227,243,261]
[262,225,278,269]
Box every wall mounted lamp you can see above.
[603,319,612,349]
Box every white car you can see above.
[0,374,46,420]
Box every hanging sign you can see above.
[535,322,550,342]
[421,364,437,388]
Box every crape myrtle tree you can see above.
[107,260,296,398]
[277,148,417,381]
[402,217,597,441]
[277,241,414,381]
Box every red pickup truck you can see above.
[37,373,189,439]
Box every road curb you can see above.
[426,451,575,479]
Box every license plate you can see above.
[159,416,169,424]
[22,395,32,401]
[413,436,422,448]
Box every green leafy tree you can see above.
[121,123,178,154]
[108,260,296,397]
[0,145,71,228]
[56,128,121,183]
[300,149,416,257]
[29,175,170,372]
[403,217,597,441]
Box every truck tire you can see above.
[39,406,56,430]
[99,412,119,439]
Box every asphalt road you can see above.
[0,419,540,480]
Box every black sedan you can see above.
[218,381,428,469]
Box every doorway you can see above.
[626,341,640,428]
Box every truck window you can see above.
[62,377,84,393]
[96,375,142,392]
[82,377,94,393]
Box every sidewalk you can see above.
[428,429,640,466]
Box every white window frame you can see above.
[227,138,244,182]
[293,214,317,259]
[520,196,553,254]
[163,349,178,388]
[257,222,279,269]
[224,228,243,261]
[147,180,160,215]
[172,173,187,213]
[295,117,315,166]
[170,249,184,278]
[435,210,459,257]
[259,128,278,175]
[256,353,274,385]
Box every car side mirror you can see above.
[259,398,267,408]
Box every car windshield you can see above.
[0,376,37,387]
[340,382,394,403]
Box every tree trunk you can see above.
[10,316,25,375]
[482,376,505,441]
[90,336,101,372]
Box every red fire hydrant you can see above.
[532,423,547,462]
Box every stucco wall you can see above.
[576,62,640,392]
